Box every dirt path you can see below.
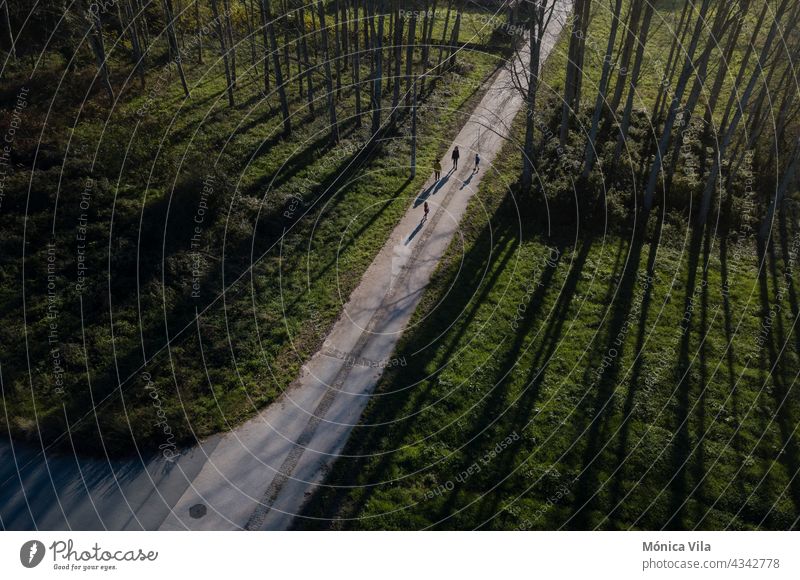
[158,5,571,531]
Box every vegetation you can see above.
[0,0,513,454]
[296,0,800,529]
[299,96,800,530]
[1,0,798,531]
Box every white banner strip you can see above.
[1,532,798,579]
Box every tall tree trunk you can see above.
[264,0,291,135]
[642,0,712,212]
[84,2,115,101]
[391,0,403,115]
[298,5,313,113]
[609,0,643,113]
[435,0,453,70]
[410,76,417,177]
[222,0,237,87]
[318,0,339,141]
[421,0,436,68]
[259,0,272,92]
[353,0,362,126]
[196,0,204,63]
[560,0,589,146]
[210,0,235,106]
[698,0,791,223]
[583,0,624,177]
[404,10,416,107]
[614,0,654,159]
[371,0,385,135]
[124,0,146,87]
[334,0,342,94]
[163,0,191,97]
[447,4,461,63]
[522,1,546,193]
[340,0,348,70]
[652,0,691,123]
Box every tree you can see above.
[371,0,385,136]
[80,0,115,101]
[559,0,591,146]
[209,0,235,106]
[582,0,625,178]
[698,0,796,224]
[317,0,339,142]
[263,0,291,135]
[642,0,712,212]
[519,0,557,193]
[353,0,362,126]
[163,0,191,97]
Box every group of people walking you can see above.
[424,145,481,222]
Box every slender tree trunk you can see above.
[421,0,436,68]
[404,11,416,107]
[609,0,643,113]
[447,4,461,63]
[334,0,342,94]
[164,0,191,97]
[210,0,235,106]
[222,0,236,87]
[294,15,304,97]
[391,0,403,115]
[522,2,545,193]
[244,0,258,67]
[560,0,587,146]
[583,0,624,177]
[340,0,348,70]
[353,0,362,125]
[84,2,115,100]
[298,6,313,112]
[652,0,690,123]
[614,0,654,159]
[124,0,146,87]
[264,0,291,135]
[643,0,712,212]
[436,0,453,70]
[318,0,339,141]
[195,0,204,63]
[371,0,385,136]
[698,0,791,223]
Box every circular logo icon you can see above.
[19,540,46,568]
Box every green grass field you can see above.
[298,102,800,530]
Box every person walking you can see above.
[423,201,430,220]
[474,153,480,173]
[451,146,460,170]
[433,159,441,181]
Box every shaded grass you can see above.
[298,104,800,530]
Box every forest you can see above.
[1,0,799,530]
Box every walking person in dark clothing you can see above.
[423,201,430,220]
[433,159,441,181]
[474,153,480,173]
[451,146,460,170]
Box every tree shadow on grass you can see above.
[659,224,707,530]
[565,227,649,529]
[293,196,521,529]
